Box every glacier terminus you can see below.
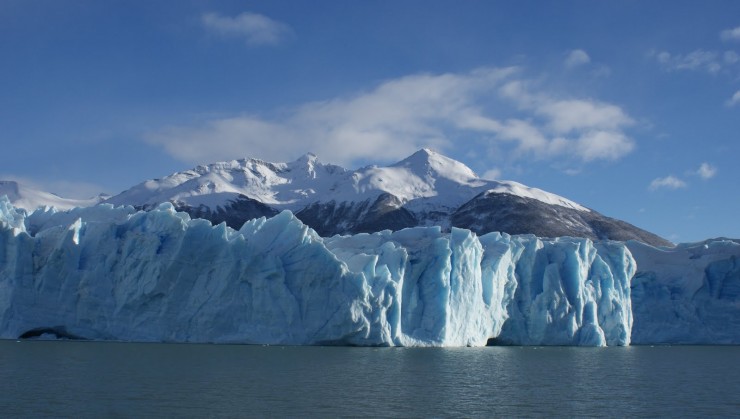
[0,197,635,346]
[2,196,737,346]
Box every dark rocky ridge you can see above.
[135,195,279,229]
[174,195,279,229]
[451,191,672,246]
[166,192,671,247]
[296,193,417,236]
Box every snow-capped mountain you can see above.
[0,180,108,211]
[105,149,671,246]
[106,149,583,212]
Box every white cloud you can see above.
[498,81,635,161]
[466,117,550,155]
[720,26,740,42]
[202,11,291,46]
[657,163,718,185]
[649,175,687,191]
[696,163,717,180]
[727,90,740,106]
[564,49,591,68]
[148,68,515,165]
[147,67,637,167]
[537,99,633,134]
[654,50,722,74]
[574,130,635,162]
[149,116,295,164]
[482,168,502,180]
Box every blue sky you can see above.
[1,1,739,242]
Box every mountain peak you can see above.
[296,152,318,163]
[401,148,441,162]
[392,148,479,182]
[288,152,321,177]
[414,147,438,157]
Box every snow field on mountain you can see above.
[0,198,631,346]
[0,181,106,212]
[103,148,589,214]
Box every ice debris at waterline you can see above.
[0,197,637,346]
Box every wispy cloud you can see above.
[725,51,739,64]
[482,168,502,180]
[564,49,590,68]
[202,11,291,46]
[497,80,635,161]
[651,35,740,106]
[720,26,740,42]
[696,163,718,180]
[649,175,687,191]
[148,68,513,165]
[537,99,632,134]
[647,162,717,192]
[146,67,636,167]
[653,50,722,74]
[727,90,740,106]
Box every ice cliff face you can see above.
[0,197,634,346]
[628,239,740,344]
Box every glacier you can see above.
[0,197,637,346]
[628,239,740,344]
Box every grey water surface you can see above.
[1,341,738,417]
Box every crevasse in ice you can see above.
[0,196,638,346]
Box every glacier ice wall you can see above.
[492,236,634,346]
[0,197,634,346]
[628,240,740,344]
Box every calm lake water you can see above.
[0,341,738,418]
